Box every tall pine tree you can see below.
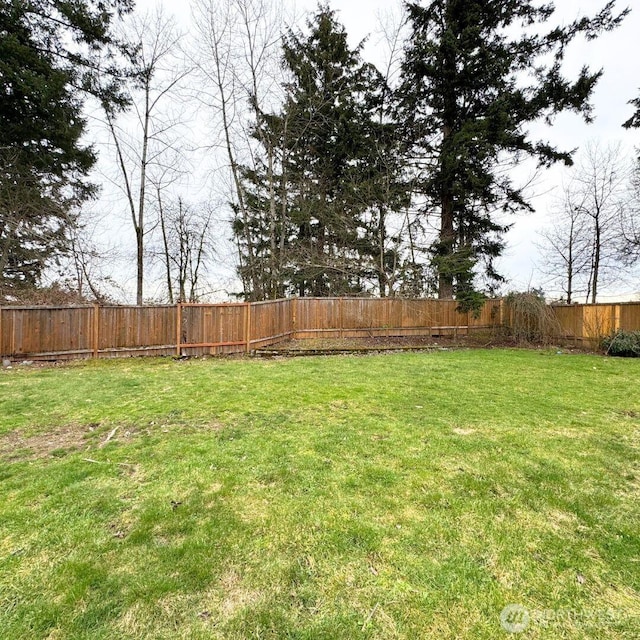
[236,7,403,298]
[398,0,627,310]
[0,0,132,293]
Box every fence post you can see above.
[11,309,15,357]
[176,303,182,357]
[382,297,387,338]
[339,297,344,339]
[245,302,252,353]
[92,304,100,359]
[292,297,297,339]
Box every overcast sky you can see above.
[98,0,640,302]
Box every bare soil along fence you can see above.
[1,298,638,360]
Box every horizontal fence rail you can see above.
[1,298,639,360]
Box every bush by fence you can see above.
[602,331,640,357]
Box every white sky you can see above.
[94,0,640,302]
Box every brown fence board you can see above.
[291,297,496,339]
[98,306,176,353]
[0,307,93,358]
[619,304,640,331]
[551,305,583,340]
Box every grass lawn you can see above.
[0,349,639,639]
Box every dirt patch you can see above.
[218,570,262,618]
[0,423,100,461]
[256,336,470,357]
[266,336,465,352]
[255,335,590,355]
[0,421,225,462]
[1,358,90,370]
[452,428,475,436]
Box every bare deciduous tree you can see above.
[539,187,593,303]
[158,197,213,303]
[619,155,640,264]
[574,143,627,303]
[101,9,190,304]
[192,0,286,300]
[540,142,629,302]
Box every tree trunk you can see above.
[438,12,457,300]
[135,85,151,306]
[439,189,455,299]
[378,205,387,297]
[267,144,278,299]
[566,216,574,304]
[158,190,173,304]
[591,219,601,303]
[136,226,144,305]
[0,218,19,281]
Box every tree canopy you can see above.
[0,0,132,292]
[1,0,635,304]
[235,7,403,298]
[398,0,628,310]
[624,93,640,129]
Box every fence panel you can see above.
[294,298,339,339]
[619,304,640,331]
[3,298,639,361]
[251,299,293,348]
[341,298,388,337]
[550,302,640,343]
[0,307,93,358]
[550,305,583,340]
[291,297,496,339]
[582,305,617,340]
[471,299,501,328]
[180,304,246,355]
[98,306,176,356]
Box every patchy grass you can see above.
[0,349,639,639]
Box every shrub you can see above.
[602,331,640,357]
[504,290,561,344]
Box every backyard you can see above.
[0,349,639,639]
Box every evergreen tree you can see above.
[624,94,640,129]
[0,0,132,292]
[398,0,627,310]
[237,7,403,298]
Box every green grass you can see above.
[0,349,639,639]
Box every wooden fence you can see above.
[1,298,638,360]
[291,297,500,340]
[0,297,499,361]
[550,302,640,344]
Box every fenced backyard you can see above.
[1,349,639,638]
[1,297,640,360]
[2,300,640,638]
